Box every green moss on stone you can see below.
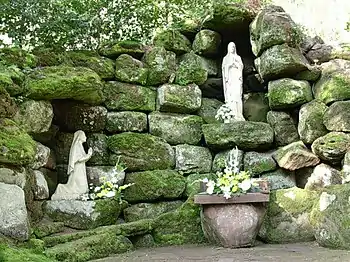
[45,233,133,262]
[115,54,148,85]
[94,199,127,226]
[99,40,145,59]
[0,119,36,165]
[33,222,65,238]
[0,86,17,118]
[153,30,191,55]
[192,30,221,56]
[123,170,185,203]
[108,132,175,172]
[0,47,38,68]
[0,64,25,96]
[104,81,156,112]
[175,53,208,86]
[0,243,54,262]
[25,66,104,104]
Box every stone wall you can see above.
[1,3,350,259]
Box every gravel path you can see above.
[92,242,350,262]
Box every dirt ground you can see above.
[92,242,350,262]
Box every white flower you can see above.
[111,176,119,184]
[94,186,101,192]
[206,180,215,195]
[223,191,231,199]
[105,191,116,198]
[238,180,252,192]
[202,178,209,183]
[220,186,232,199]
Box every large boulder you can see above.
[152,199,205,245]
[255,44,309,81]
[52,101,107,132]
[148,112,203,145]
[98,40,146,59]
[304,164,342,190]
[0,167,28,190]
[0,64,25,96]
[298,101,328,144]
[0,119,36,165]
[30,142,51,170]
[153,30,191,55]
[192,30,221,57]
[106,111,147,133]
[197,98,223,124]
[261,169,296,190]
[312,59,350,104]
[243,151,277,176]
[311,132,350,164]
[86,133,109,165]
[243,93,269,122]
[123,201,183,222]
[25,66,104,104]
[44,199,125,229]
[250,6,302,56]
[323,101,350,132]
[310,185,350,249]
[268,78,313,110]
[273,141,320,170]
[203,122,274,150]
[104,81,156,112]
[267,111,299,146]
[115,54,148,85]
[123,170,185,203]
[259,187,318,243]
[13,100,53,134]
[0,183,30,240]
[142,46,176,86]
[33,170,50,200]
[63,50,115,79]
[175,53,208,86]
[157,83,202,113]
[175,144,212,174]
[108,133,175,172]
[0,86,17,118]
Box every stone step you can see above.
[42,219,154,247]
[45,233,133,262]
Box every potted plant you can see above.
[194,147,270,248]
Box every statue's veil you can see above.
[67,131,85,175]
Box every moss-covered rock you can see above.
[0,86,17,118]
[298,101,328,144]
[312,59,350,104]
[33,222,65,238]
[198,98,223,124]
[323,101,350,132]
[152,198,205,245]
[261,169,296,190]
[25,66,104,104]
[106,111,147,133]
[0,119,36,165]
[45,233,133,262]
[44,199,126,230]
[243,93,269,122]
[250,6,302,56]
[0,47,38,68]
[268,78,313,110]
[32,47,65,67]
[148,112,203,145]
[295,66,322,82]
[131,234,155,248]
[212,149,244,173]
[267,111,299,146]
[142,46,177,86]
[108,132,175,172]
[311,132,350,164]
[63,50,115,79]
[123,170,185,203]
[99,40,146,59]
[0,64,25,96]
[304,163,342,190]
[104,81,156,112]
[13,100,53,134]
[243,151,276,176]
[175,53,208,85]
[52,101,107,132]
[157,83,202,113]
[184,173,216,197]
[259,187,319,243]
[202,122,274,151]
[0,244,54,262]
[255,44,309,81]
[115,54,148,85]
[123,201,183,222]
[192,29,221,57]
[153,30,191,55]
[309,185,350,249]
[273,141,320,171]
[86,133,109,165]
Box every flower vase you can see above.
[194,180,270,248]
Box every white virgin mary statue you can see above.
[51,130,93,200]
[216,42,245,123]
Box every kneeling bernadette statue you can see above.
[51,130,93,200]
[216,42,246,123]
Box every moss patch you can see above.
[153,30,191,55]
[115,54,148,85]
[99,40,146,59]
[0,47,38,68]
[0,243,54,262]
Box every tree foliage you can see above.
[0,0,213,50]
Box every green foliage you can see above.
[0,243,54,262]
[1,0,213,50]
